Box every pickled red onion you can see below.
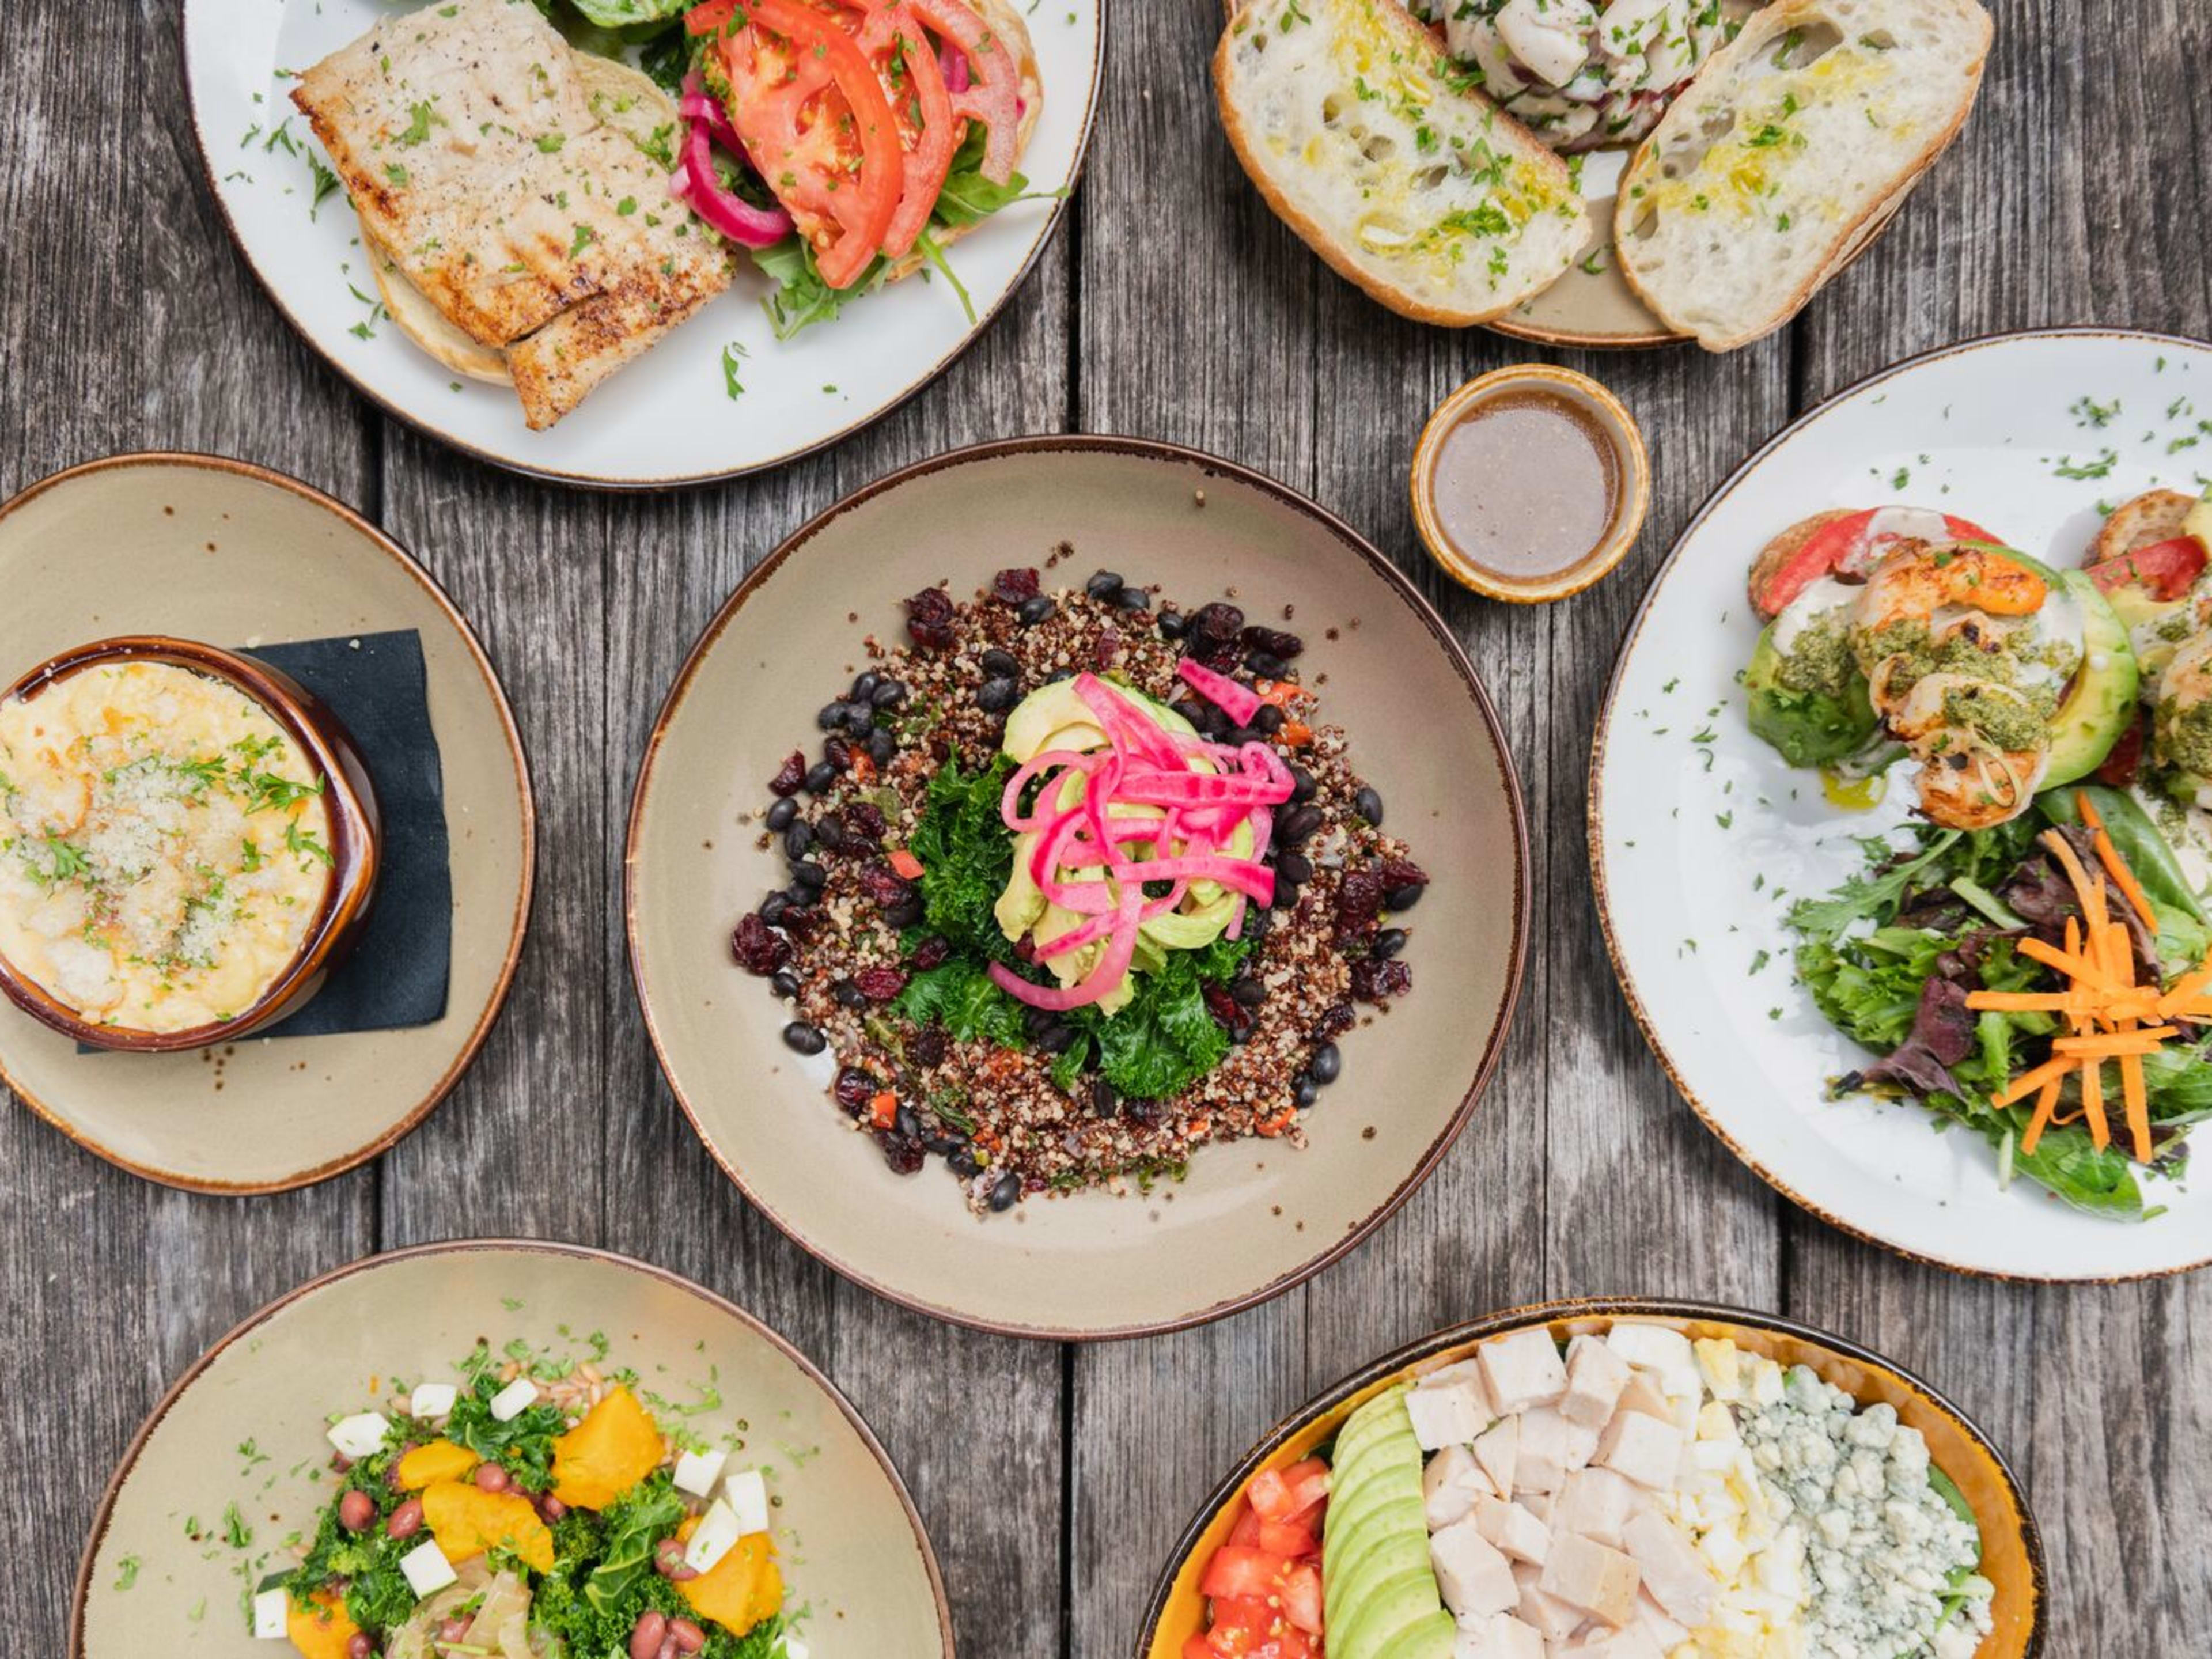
[1176,658,1263,727]
[671,73,793,248]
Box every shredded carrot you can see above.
[2051,1029,2179,1056]
[2080,1057,2110,1149]
[849,750,877,785]
[1991,1054,2075,1107]
[2020,1071,2065,1155]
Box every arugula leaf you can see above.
[1785,832,1961,944]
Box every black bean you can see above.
[980,648,1021,680]
[1017,595,1056,627]
[1278,804,1323,844]
[923,1134,964,1157]
[1156,609,1188,639]
[976,677,1019,713]
[1293,1075,1320,1109]
[1387,883,1426,912]
[882,897,923,930]
[1230,976,1267,1009]
[764,797,798,833]
[1289,766,1317,804]
[759,891,790,925]
[841,704,874,737]
[949,1146,983,1178]
[850,671,880,702]
[868,727,897,765]
[1252,704,1285,736]
[987,1172,1022,1211]
[1241,907,1271,941]
[804,761,838,794]
[1036,1023,1077,1055]
[871,677,908,709]
[782,1022,826,1056]
[790,861,827,893]
[770,969,800,999]
[783,823,813,859]
[1277,850,1313,885]
[816,702,848,732]
[1089,1078,1119,1117]
[1046,668,1075,684]
[894,1105,923,1141]
[1355,787,1384,826]
[1112,586,1146,613]
[1310,1041,1342,1085]
[832,979,869,1010]
[1372,928,1408,961]
[1021,1004,1059,1040]
[1247,650,1287,680]
[1085,569,1124,601]
[823,816,857,854]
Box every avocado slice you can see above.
[1321,1494,1425,1625]
[1746,622,1880,767]
[1325,1460,1422,1552]
[1322,1391,1446,1659]
[1328,1390,1416,1469]
[1369,1611,1458,1659]
[2043,568,2141,786]
[1328,1540,1436,1639]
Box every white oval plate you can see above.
[182,0,1103,488]
[1593,327,2212,1281]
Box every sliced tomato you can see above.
[849,0,959,257]
[1198,1547,1295,1603]
[687,0,743,33]
[1278,1563,1323,1635]
[1758,507,2003,616]
[1247,1459,1330,1526]
[2088,535,2209,602]
[717,0,903,289]
[908,0,1023,183]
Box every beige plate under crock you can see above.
[627,435,1530,1340]
[0,454,535,1192]
[71,1239,952,1659]
[1137,1298,2045,1659]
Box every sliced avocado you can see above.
[1746,623,1879,768]
[1328,1390,1414,1468]
[1328,1540,1434,1637]
[1000,677,1194,764]
[1368,1610,1457,1659]
[1322,1390,1444,1659]
[1321,1497,1427,1628]
[1325,1461,1422,1551]
[2044,569,2141,786]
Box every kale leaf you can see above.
[895,958,1029,1047]
[908,754,1018,956]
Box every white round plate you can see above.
[1593,327,2212,1281]
[182,0,1103,488]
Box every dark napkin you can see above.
[81,629,452,1048]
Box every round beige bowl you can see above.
[1411,365,1652,604]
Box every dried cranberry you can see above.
[767,751,806,797]
[910,1025,949,1068]
[1350,958,1413,1003]
[1190,602,1244,641]
[823,735,853,773]
[877,1131,926,1175]
[1202,982,1252,1037]
[845,802,888,844]
[858,861,914,908]
[730,914,790,976]
[1336,869,1387,929]
[911,935,952,971]
[834,1067,879,1116]
[1314,1002,1356,1041]
[905,586,958,650]
[1193,636,1243,674]
[1093,628,1123,669]
[991,567,1041,605]
[855,965,908,1002]
[1240,625,1305,660]
[1379,857,1430,891]
[778,903,821,940]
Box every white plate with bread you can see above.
[183,0,1103,487]
[1214,0,1992,351]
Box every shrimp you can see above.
[1853,541,2052,721]
[1889,673,2050,831]
[2153,633,2212,796]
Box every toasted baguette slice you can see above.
[1614,0,1992,352]
[1214,0,1589,327]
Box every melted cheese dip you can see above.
[0,662,335,1034]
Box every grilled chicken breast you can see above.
[292,0,733,429]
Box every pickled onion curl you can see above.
[669,73,794,249]
[986,674,1294,1013]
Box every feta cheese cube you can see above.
[1561,1337,1632,1429]
[1408,1378,1494,1451]
[1597,1411,1684,1491]
[1552,1467,1638,1547]
[1537,1533,1642,1628]
[488,1377,538,1423]
[398,1539,458,1596]
[779,1641,809,1659]
[251,1586,289,1639]
[1472,1415,1520,1499]
[1479,1330,1569,1414]
[724,1468,771,1536]
[672,1447,729,1498]
[1511,1561,1582,1642]
[687,1499,744,1573]
[1421,1359,1497,1419]
[1621,1512,1716,1628]
[409,1382,459,1420]
[1431,1516,1519,1620]
[1426,1442,1487,1529]
[325,1411,392,1461]
[1559,1416,1601,1475]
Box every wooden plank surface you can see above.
[1,2,2207,1657]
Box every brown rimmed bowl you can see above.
[1136,1297,2045,1659]
[0,635,381,1051]
[627,434,1531,1340]
[70,1238,954,1659]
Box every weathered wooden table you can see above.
[4,3,2207,1654]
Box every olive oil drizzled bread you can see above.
[1214,0,1589,327]
[1613,0,1993,351]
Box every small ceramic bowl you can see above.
[0,635,380,1051]
[1137,1297,2045,1659]
[1411,365,1652,604]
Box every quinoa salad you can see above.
[728,560,1430,1215]
[254,1339,800,1659]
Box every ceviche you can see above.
[1745,491,2212,1218]
[728,563,1430,1214]
[252,1339,799,1659]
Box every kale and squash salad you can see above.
[1745,490,2212,1218]
[726,563,1431,1215]
[256,1340,796,1659]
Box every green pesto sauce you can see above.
[1939,684,2046,753]
[1854,619,2075,720]
[2158,692,2212,778]
[1775,609,1857,698]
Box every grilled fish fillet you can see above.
[292,0,733,429]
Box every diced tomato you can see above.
[889,847,926,880]
[1278,1563,1323,1635]
[2089,536,2209,603]
[1199,1547,1294,1604]
[1227,1506,1264,1548]
[1247,1459,1330,1526]
[1250,1517,1317,1556]
[1185,1638,1219,1659]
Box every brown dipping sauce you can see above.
[1426,391,1621,582]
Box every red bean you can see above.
[656,1639,677,1659]
[628,1611,668,1659]
[385,1498,424,1540]
[668,1618,707,1654]
[654,1537,699,1582]
[346,1635,373,1659]
[537,1494,567,1522]
[338,1490,375,1533]
[472,1462,510,1493]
